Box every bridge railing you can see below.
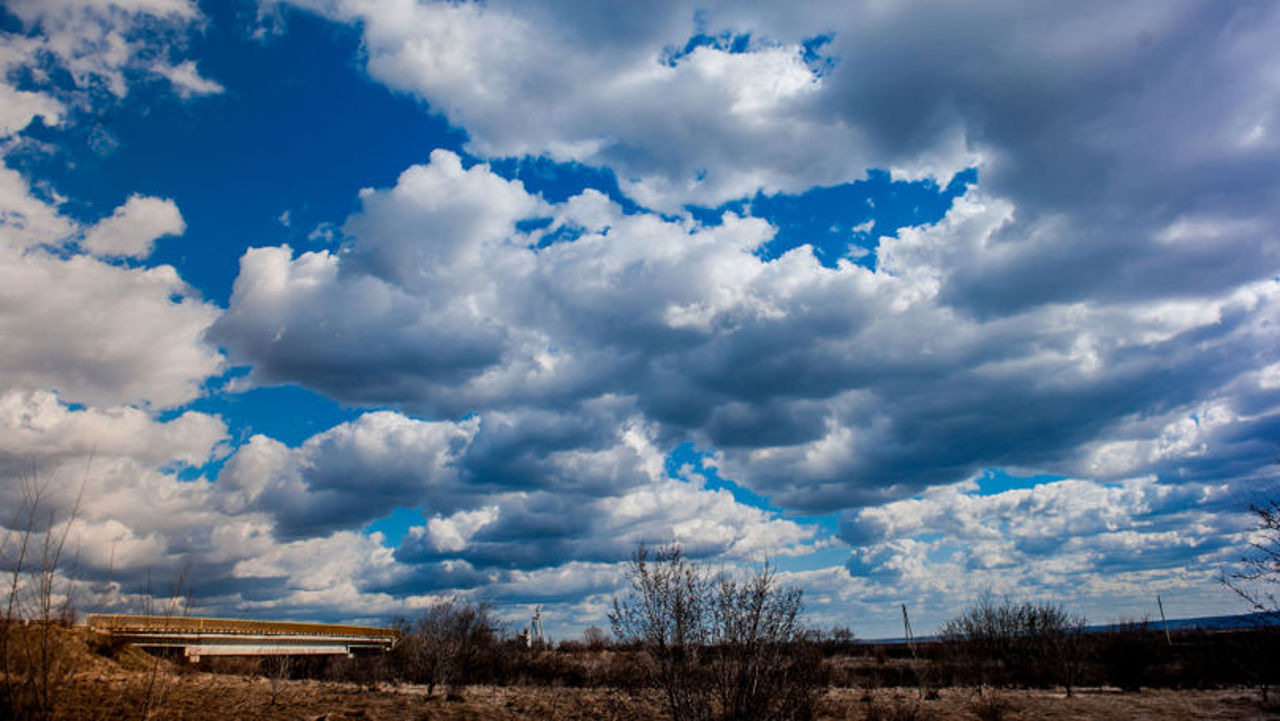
[86,614,400,641]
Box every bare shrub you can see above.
[583,625,610,651]
[1097,618,1161,692]
[326,652,391,691]
[707,568,821,720]
[264,654,293,706]
[938,593,1086,692]
[863,694,931,721]
[968,692,1015,721]
[609,544,822,721]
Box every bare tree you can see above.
[134,566,192,721]
[582,624,609,651]
[0,471,83,721]
[263,653,292,707]
[402,597,498,697]
[1225,498,1280,621]
[610,545,713,721]
[609,544,820,721]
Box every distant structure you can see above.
[526,605,546,647]
[87,614,399,663]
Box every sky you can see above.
[1,0,1278,640]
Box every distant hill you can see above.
[863,611,1279,644]
[1088,611,1280,633]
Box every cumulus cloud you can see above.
[0,390,385,621]
[203,13,1280,627]
[281,0,864,209]
[0,36,64,136]
[0,165,73,250]
[423,506,499,554]
[0,171,222,409]
[6,0,1280,634]
[211,401,818,574]
[82,194,186,258]
[0,387,822,625]
[0,389,226,469]
[0,390,232,576]
[818,472,1257,632]
[216,149,1280,515]
[280,1,1280,232]
[0,0,223,409]
[218,411,479,538]
[396,475,817,571]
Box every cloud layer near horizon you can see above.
[1,0,1279,636]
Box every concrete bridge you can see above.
[87,614,400,662]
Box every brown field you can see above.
[9,626,1280,720]
[49,673,1280,720]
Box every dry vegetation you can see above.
[4,626,1280,721]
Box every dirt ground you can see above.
[48,673,1280,720]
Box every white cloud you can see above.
[818,471,1257,635]
[6,0,1280,633]
[232,531,397,591]
[2,0,200,98]
[0,165,74,251]
[424,506,499,553]
[0,0,221,410]
[0,0,216,161]
[82,194,186,259]
[0,389,226,467]
[152,59,224,98]
[0,38,65,136]
[0,197,221,409]
[280,1,1280,225]
[283,0,882,210]
[218,411,479,538]
[0,243,222,408]
[216,149,1280,514]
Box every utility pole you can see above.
[901,603,916,657]
[902,603,924,699]
[1157,594,1172,645]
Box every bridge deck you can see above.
[86,614,400,661]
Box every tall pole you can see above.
[901,603,916,656]
[902,603,923,699]
[1157,595,1172,645]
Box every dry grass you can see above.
[38,676,1280,721]
[819,687,1280,721]
[57,678,660,720]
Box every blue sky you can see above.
[1,0,1279,639]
